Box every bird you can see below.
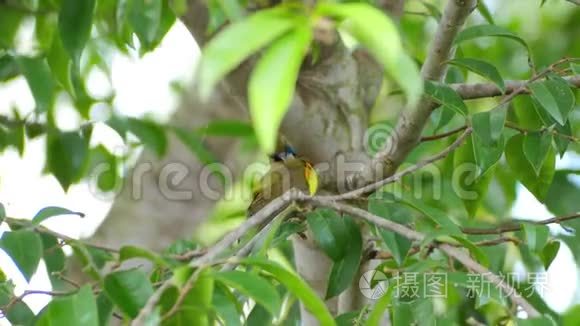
[247,140,318,218]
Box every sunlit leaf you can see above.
[198,8,296,99]
[32,206,84,224]
[529,79,575,126]
[249,24,311,153]
[471,104,507,145]
[523,132,553,176]
[317,2,422,107]
[455,24,529,51]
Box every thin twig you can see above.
[420,125,468,142]
[461,213,580,235]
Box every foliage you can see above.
[0,0,580,325]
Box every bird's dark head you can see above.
[269,144,297,162]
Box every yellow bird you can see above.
[247,143,318,217]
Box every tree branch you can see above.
[452,74,580,100]
[461,212,580,235]
[374,0,476,172]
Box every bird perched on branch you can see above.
[247,138,318,217]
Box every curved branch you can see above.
[461,212,580,235]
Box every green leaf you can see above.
[104,269,154,318]
[46,131,90,191]
[89,145,119,192]
[523,132,553,176]
[96,293,113,326]
[477,1,495,25]
[16,56,56,113]
[0,54,19,81]
[47,32,74,93]
[449,57,504,92]
[528,79,575,126]
[326,217,362,299]
[161,268,214,326]
[127,0,162,50]
[368,196,412,266]
[401,196,462,235]
[212,284,242,326]
[454,24,529,50]
[471,105,507,145]
[317,3,422,107]
[0,281,35,325]
[505,134,555,202]
[198,8,296,99]
[214,270,281,316]
[523,223,550,253]
[199,120,254,138]
[249,24,311,153]
[541,240,560,270]
[36,286,98,326]
[365,285,394,326]
[424,81,467,116]
[0,7,24,48]
[58,0,95,66]
[0,230,43,282]
[306,209,348,262]
[0,203,5,224]
[119,245,168,267]
[473,134,504,177]
[32,206,84,224]
[127,118,167,157]
[454,134,494,217]
[545,171,580,215]
[41,234,66,277]
[241,258,336,326]
[36,13,57,51]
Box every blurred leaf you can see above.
[471,104,507,145]
[545,170,580,215]
[529,79,575,125]
[368,195,412,265]
[249,24,311,153]
[0,281,35,325]
[317,2,422,107]
[505,134,555,202]
[47,32,74,93]
[326,217,362,299]
[104,269,154,318]
[127,0,162,51]
[455,24,529,51]
[36,286,98,326]
[523,223,550,253]
[451,236,490,267]
[420,1,442,20]
[0,230,42,282]
[16,56,56,113]
[198,7,296,99]
[96,292,114,326]
[47,131,90,191]
[198,120,254,138]
[32,206,84,224]
[89,145,119,192]
[127,118,167,157]
[0,202,5,223]
[477,1,495,24]
[0,54,19,81]
[218,0,245,21]
[119,245,168,267]
[241,258,336,325]
[541,240,560,270]
[473,134,504,177]
[366,285,394,326]
[247,303,272,326]
[424,81,467,116]
[523,132,552,176]
[401,195,462,234]
[448,58,504,92]
[0,7,24,48]
[306,209,348,262]
[212,284,242,326]
[214,270,281,316]
[59,0,96,66]
[36,13,57,51]
[518,315,558,326]
[161,268,214,326]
